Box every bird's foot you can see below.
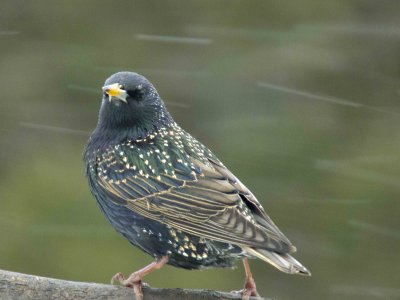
[111,272,148,300]
[110,257,168,300]
[231,276,260,300]
[111,272,126,285]
[243,275,260,299]
[231,289,260,300]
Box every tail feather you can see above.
[245,247,311,276]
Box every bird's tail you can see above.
[244,247,311,276]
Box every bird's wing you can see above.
[95,150,295,254]
[206,157,294,248]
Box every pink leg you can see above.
[239,258,260,300]
[111,256,169,300]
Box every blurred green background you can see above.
[1,1,400,299]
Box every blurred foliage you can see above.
[1,1,400,299]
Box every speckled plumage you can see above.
[84,72,310,275]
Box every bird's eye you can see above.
[127,85,145,100]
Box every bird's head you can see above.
[97,72,172,135]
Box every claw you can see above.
[110,272,143,299]
[230,288,259,300]
[111,272,126,285]
[108,256,169,300]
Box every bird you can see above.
[84,71,311,300]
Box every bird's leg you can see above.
[242,257,260,298]
[231,258,260,300]
[111,255,169,300]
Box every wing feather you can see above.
[96,155,295,253]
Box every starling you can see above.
[84,72,310,300]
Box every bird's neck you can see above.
[87,114,173,154]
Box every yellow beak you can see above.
[102,83,128,103]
